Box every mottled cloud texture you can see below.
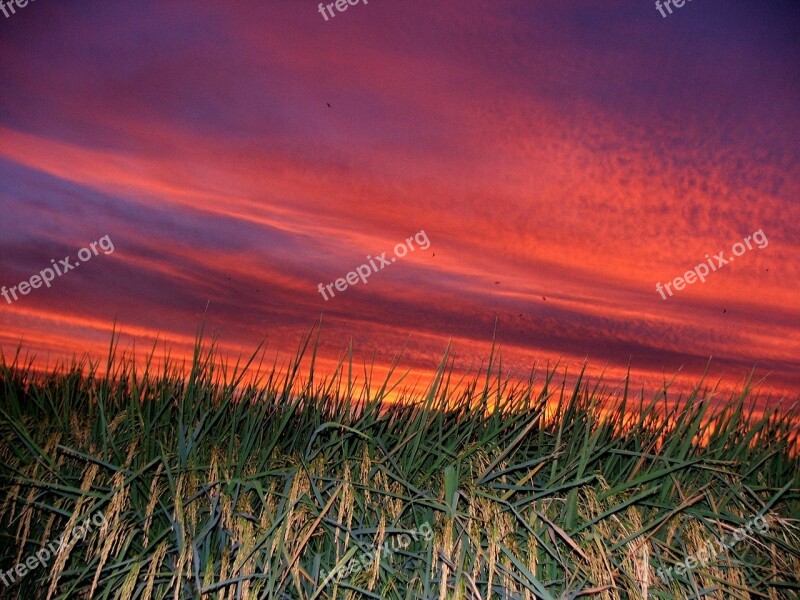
[0,0,798,407]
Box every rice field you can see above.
[1,333,798,599]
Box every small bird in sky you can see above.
[542,296,546,301]
[326,102,331,107]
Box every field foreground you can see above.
[0,338,799,599]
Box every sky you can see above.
[0,0,798,411]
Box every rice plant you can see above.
[0,330,798,599]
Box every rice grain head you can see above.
[45,462,100,600]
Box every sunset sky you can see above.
[0,0,798,410]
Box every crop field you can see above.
[1,336,798,599]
